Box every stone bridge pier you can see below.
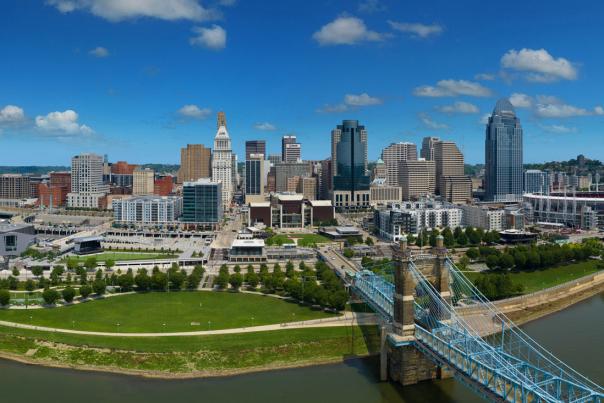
[381,235,452,385]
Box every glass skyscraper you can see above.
[332,120,370,208]
[485,99,523,202]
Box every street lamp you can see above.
[208,320,211,330]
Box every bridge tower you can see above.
[385,235,451,386]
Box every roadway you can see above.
[317,245,359,278]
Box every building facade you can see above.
[245,153,268,203]
[178,144,212,184]
[112,196,182,226]
[399,160,435,201]
[181,179,223,228]
[485,99,524,202]
[381,142,417,186]
[212,113,233,209]
[0,174,31,199]
[420,136,440,161]
[245,140,266,161]
[281,135,298,162]
[133,167,155,195]
[331,120,370,209]
[460,204,505,231]
[67,153,109,209]
[524,170,550,194]
[275,162,311,192]
[433,140,471,204]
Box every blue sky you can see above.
[1,0,604,165]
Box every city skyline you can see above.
[2,1,604,165]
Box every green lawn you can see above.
[290,234,331,247]
[265,234,295,246]
[0,291,335,333]
[0,325,379,373]
[63,251,177,263]
[466,260,603,294]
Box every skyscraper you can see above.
[485,99,524,202]
[381,142,417,186]
[178,144,211,184]
[433,140,471,203]
[524,170,550,194]
[420,136,440,161]
[331,120,370,209]
[399,160,435,201]
[67,153,109,208]
[281,135,297,161]
[182,178,223,229]
[245,153,268,203]
[245,140,266,161]
[284,143,301,162]
[133,167,155,196]
[212,112,233,209]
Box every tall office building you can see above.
[433,140,472,203]
[524,170,550,194]
[381,142,417,186]
[281,135,297,161]
[0,174,31,199]
[399,160,435,201]
[133,167,155,196]
[331,120,370,209]
[319,159,332,200]
[178,144,212,183]
[420,136,440,161]
[245,140,266,161]
[67,153,109,208]
[268,154,282,165]
[245,153,268,203]
[274,161,311,192]
[284,143,302,162]
[485,99,524,202]
[212,113,233,209]
[181,178,223,228]
[110,161,136,190]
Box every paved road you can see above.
[0,312,377,337]
[318,246,359,276]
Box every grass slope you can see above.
[0,325,379,374]
[64,252,177,263]
[0,291,335,332]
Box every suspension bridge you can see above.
[351,236,604,403]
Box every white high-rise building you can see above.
[212,112,233,209]
[67,153,109,209]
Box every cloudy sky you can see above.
[1,0,604,165]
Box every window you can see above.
[5,235,17,252]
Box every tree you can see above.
[466,247,479,260]
[66,258,79,272]
[456,232,468,247]
[343,248,354,258]
[286,261,294,272]
[151,272,168,290]
[458,256,470,270]
[62,286,76,303]
[364,237,374,246]
[328,290,348,311]
[486,254,500,270]
[169,270,186,290]
[79,285,92,299]
[499,254,515,270]
[215,271,229,289]
[233,265,241,273]
[105,259,115,271]
[84,256,98,271]
[42,288,60,305]
[25,279,35,292]
[135,270,151,291]
[246,271,259,289]
[441,227,455,248]
[429,229,439,247]
[92,279,106,295]
[12,268,20,277]
[0,289,9,306]
[229,273,243,290]
[31,266,44,276]
[118,271,135,291]
[466,227,481,245]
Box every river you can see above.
[0,293,602,403]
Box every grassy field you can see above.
[0,291,335,332]
[289,234,331,247]
[0,325,379,374]
[63,252,177,263]
[466,260,603,294]
[265,234,295,246]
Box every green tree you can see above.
[25,279,35,292]
[343,248,354,258]
[62,286,76,303]
[42,288,60,305]
[31,266,44,276]
[466,247,479,260]
[229,273,243,290]
[215,271,229,289]
[66,258,79,272]
[79,285,92,299]
[233,265,241,273]
[456,231,468,247]
[0,289,9,306]
[105,259,115,271]
[151,272,168,290]
[92,279,106,295]
[365,237,374,246]
[246,271,259,289]
[84,256,98,271]
[118,271,135,291]
[441,227,455,248]
[135,271,151,291]
[499,254,515,270]
[486,254,500,270]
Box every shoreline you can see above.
[0,276,602,380]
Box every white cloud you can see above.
[534,103,590,118]
[317,92,382,113]
[474,73,495,81]
[500,48,578,82]
[344,93,382,106]
[89,46,109,58]
[387,21,443,38]
[595,106,604,115]
[480,113,490,125]
[435,101,479,114]
[178,104,212,119]
[313,16,383,46]
[0,105,26,123]
[536,95,562,105]
[35,110,93,135]
[254,122,276,131]
[538,124,577,134]
[509,93,533,108]
[358,0,386,13]
[190,25,226,50]
[413,79,492,97]
[419,112,448,130]
[47,0,218,22]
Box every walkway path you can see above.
[0,312,378,338]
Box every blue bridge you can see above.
[351,238,604,403]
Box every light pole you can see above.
[208,320,211,331]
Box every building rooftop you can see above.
[493,98,516,116]
[231,239,265,248]
[249,201,271,207]
[0,223,32,233]
[73,236,104,243]
[183,178,219,186]
[275,193,304,201]
[308,200,332,207]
